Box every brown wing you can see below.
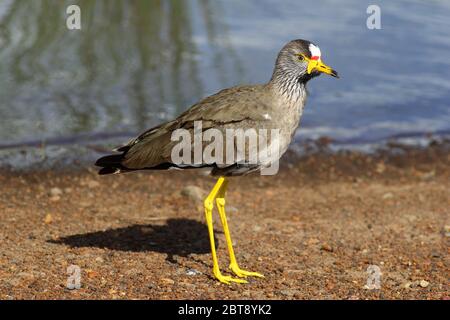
[118,85,272,169]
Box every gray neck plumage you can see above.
[269,69,308,106]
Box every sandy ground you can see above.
[0,143,449,300]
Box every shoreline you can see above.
[0,134,448,173]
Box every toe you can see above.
[226,276,248,284]
[230,265,264,278]
[243,271,264,278]
[214,271,248,284]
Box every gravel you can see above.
[0,145,448,299]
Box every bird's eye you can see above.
[297,55,304,61]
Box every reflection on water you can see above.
[0,0,449,168]
[0,0,241,142]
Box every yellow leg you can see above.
[216,178,264,279]
[204,177,246,284]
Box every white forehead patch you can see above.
[308,44,321,58]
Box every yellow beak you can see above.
[307,59,339,78]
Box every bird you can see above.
[95,39,338,284]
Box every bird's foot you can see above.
[214,268,247,285]
[229,263,264,279]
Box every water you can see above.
[0,0,449,168]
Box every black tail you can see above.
[95,154,130,175]
[95,151,213,175]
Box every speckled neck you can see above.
[268,71,308,107]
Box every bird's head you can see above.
[273,39,339,83]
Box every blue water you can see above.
[0,0,449,167]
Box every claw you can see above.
[214,269,248,284]
[229,263,265,279]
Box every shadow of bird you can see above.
[48,218,218,264]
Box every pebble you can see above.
[279,289,298,297]
[307,238,319,245]
[265,190,275,197]
[161,278,175,285]
[382,192,393,200]
[86,180,100,188]
[108,289,117,295]
[420,170,435,181]
[17,272,35,281]
[44,214,53,224]
[49,195,61,202]
[419,280,429,288]
[375,162,386,173]
[431,251,440,258]
[87,270,99,279]
[321,243,334,252]
[242,290,251,297]
[227,206,239,213]
[186,268,201,276]
[402,282,412,289]
[180,282,196,289]
[252,225,262,232]
[180,186,205,202]
[444,225,450,237]
[49,187,63,197]
[79,201,91,208]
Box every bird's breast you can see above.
[270,91,306,154]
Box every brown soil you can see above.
[0,144,449,299]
